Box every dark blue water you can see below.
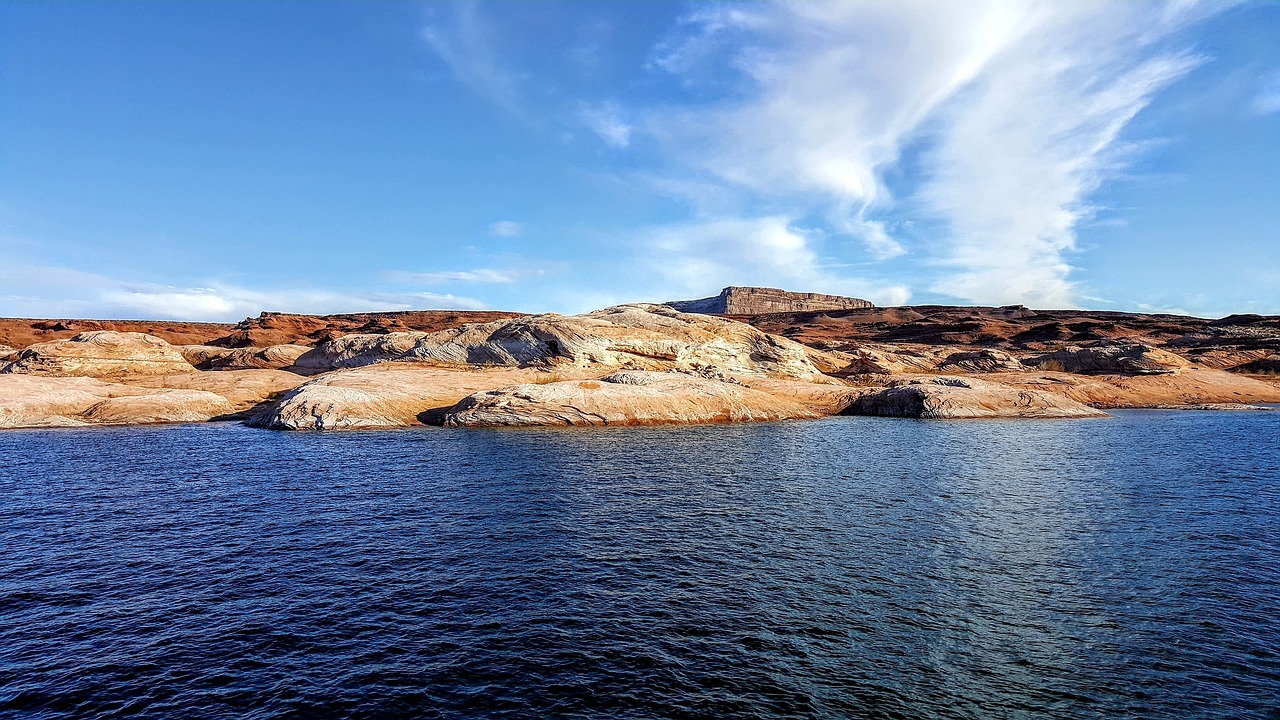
[2,412,1279,719]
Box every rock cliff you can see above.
[666,286,874,314]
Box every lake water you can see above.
[2,412,1278,719]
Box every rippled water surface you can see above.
[2,412,1279,719]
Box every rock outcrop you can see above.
[293,304,826,380]
[1228,356,1280,375]
[666,286,874,315]
[1,331,196,378]
[248,364,563,430]
[128,370,307,415]
[827,346,942,375]
[846,376,1108,419]
[998,368,1280,408]
[208,310,524,348]
[179,344,310,371]
[443,371,818,428]
[0,375,234,428]
[937,349,1027,373]
[1025,342,1188,375]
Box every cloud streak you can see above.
[641,0,1220,306]
[422,2,521,113]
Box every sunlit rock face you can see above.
[442,371,819,428]
[292,304,827,380]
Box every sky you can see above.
[1,0,1278,321]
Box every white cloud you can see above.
[921,4,1207,307]
[646,1,1031,258]
[0,263,489,322]
[641,0,1220,307]
[579,101,632,148]
[638,215,911,306]
[488,220,524,237]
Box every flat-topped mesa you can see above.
[665,286,875,315]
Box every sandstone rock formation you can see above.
[1229,356,1280,375]
[827,345,942,375]
[293,304,826,380]
[209,310,524,348]
[443,371,818,428]
[5,299,1280,432]
[937,349,1027,373]
[0,319,236,350]
[179,344,310,371]
[248,364,563,431]
[129,370,307,415]
[846,376,1108,419]
[997,368,1280,408]
[0,375,233,428]
[1025,342,1188,375]
[666,286,874,314]
[1,331,196,378]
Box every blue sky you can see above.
[1,0,1278,320]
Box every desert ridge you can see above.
[1,288,1278,430]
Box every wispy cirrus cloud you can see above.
[641,0,1222,306]
[418,1,1228,310]
[422,2,521,113]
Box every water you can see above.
[2,412,1278,719]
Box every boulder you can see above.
[442,371,818,428]
[936,349,1026,373]
[2,331,195,378]
[845,376,1107,419]
[292,304,825,380]
[1024,342,1187,375]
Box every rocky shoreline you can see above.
[2,295,1279,431]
